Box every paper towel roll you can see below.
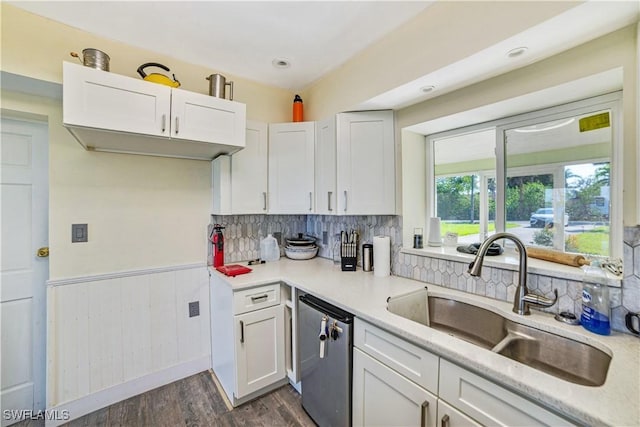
[428,217,442,247]
[373,236,391,277]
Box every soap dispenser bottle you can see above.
[580,260,610,335]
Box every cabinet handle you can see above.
[328,191,333,211]
[161,114,166,133]
[309,192,313,211]
[250,294,268,302]
[240,320,244,343]
[263,192,267,211]
[420,401,429,427]
[343,190,348,212]
[441,414,450,427]
[175,117,179,134]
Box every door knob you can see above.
[37,247,49,257]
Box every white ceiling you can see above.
[8,1,639,114]
[8,1,432,90]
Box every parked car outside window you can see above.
[529,208,569,228]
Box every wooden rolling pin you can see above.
[525,246,590,267]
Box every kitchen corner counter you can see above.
[209,258,640,426]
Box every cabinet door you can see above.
[437,400,483,427]
[171,88,246,148]
[63,61,171,137]
[231,121,269,214]
[235,305,285,399]
[268,122,315,214]
[353,348,437,427]
[315,117,337,215]
[337,110,395,215]
[439,359,575,426]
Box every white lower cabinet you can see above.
[235,305,285,398]
[210,276,286,406]
[353,319,575,427]
[353,348,437,427]
[438,359,574,427]
[437,400,482,427]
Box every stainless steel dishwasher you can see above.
[299,293,354,427]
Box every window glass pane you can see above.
[504,111,611,256]
[433,128,495,244]
[565,162,610,255]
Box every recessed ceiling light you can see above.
[420,85,435,93]
[506,47,528,58]
[272,58,291,69]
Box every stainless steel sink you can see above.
[387,288,612,386]
[494,322,611,387]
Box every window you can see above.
[428,93,620,259]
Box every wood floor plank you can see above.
[197,371,231,417]
[146,383,185,427]
[107,393,148,426]
[57,371,314,427]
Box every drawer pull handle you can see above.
[251,294,269,303]
[420,401,429,427]
[441,414,450,427]
[240,320,244,343]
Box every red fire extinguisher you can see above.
[211,224,225,267]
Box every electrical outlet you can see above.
[188,301,200,318]
[322,231,328,245]
[273,232,282,245]
[72,224,88,243]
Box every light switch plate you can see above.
[72,224,88,243]
[188,301,200,317]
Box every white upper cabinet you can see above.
[231,121,269,214]
[315,116,337,215]
[336,110,395,215]
[268,122,315,214]
[63,61,171,137]
[171,88,246,146]
[62,62,246,160]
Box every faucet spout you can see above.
[467,232,557,315]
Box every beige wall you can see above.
[2,90,213,279]
[396,25,638,225]
[0,4,292,123]
[302,1,580,119]
[0,4,297,279]
[2,4,637,281]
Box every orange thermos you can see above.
[293,94,303,122]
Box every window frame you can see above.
[427,92,622,259]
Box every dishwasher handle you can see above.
[299,294,353,323]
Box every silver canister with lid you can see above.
[362,243,373,272]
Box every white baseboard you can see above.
[44,356,210,427]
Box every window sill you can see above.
[401,245,622,288]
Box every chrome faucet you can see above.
[468,232,558,315]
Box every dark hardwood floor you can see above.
[12,371,315,427]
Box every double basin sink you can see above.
[387,288,611,387]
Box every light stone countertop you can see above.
[210,257,639,426]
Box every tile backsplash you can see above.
[210,214,639,335]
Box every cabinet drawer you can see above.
[354,319,439,394]
[439,359,576,427]
[233,283,280,314]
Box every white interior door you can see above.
[1,117,48,426]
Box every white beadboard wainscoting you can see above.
[45,264,211,425]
